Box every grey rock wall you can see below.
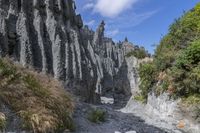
[0,0,139,103]
[122,92,200,133]
[0,103,24,132]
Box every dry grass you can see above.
[0,58,74,132]
[0,112,6,131]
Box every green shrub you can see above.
[88,109,106,123]
[182,94,200,105]
[182,94,200,120]
[138,2,200,101]
[134,95,146,103]
[154,3,200,71]
[176,40,200,69]
[138,62,157,99]
[0,59,17,77]
[170,40,200,96]
[154,49,176,71]
[126,47,148,59]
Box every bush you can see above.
[88,109,106,123]
[138,62,157,99]
[126,47,148,59]
[134,95,146,103]
[176,40,200,69]
[138,3,200,102]
[182,94,200,105]
[154,3,200,71]
[170,40,200,96]
[0,58,74,132]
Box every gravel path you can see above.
[71,102,166,133]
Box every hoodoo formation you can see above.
[0,0,199,133]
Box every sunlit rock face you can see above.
[122,92,200,133]
[120,57,199,133]
[112,56,140,107]
[0,0,138,103]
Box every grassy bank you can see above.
[0,58,74,132]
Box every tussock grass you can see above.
[87,109,106,123]
[0,112,6,131]
[0,58,74,132]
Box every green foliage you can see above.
[154,3,200,71]
[161,80,170,92]
[0,59,18,84]
[23,74,50,98]
[88,109,106,123]
[170,40,200,96]
[154,35,176,71]
[0,59,17,77]
[126,47,148,59]
[0,58,74,132]
[182,94,200,105]
[182,94,200,120]
[134,95,146,103]
[138,62,156,99]
[138,2,200,102]
[176,40,200,69]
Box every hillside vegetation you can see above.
[0,58,74,132]
[138,3,200,104]
[126,46,150,59]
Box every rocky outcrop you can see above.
[73,102,165,133]
[0,103,23,132]
[0,0,139,103]
[122,92,200,133]
[120,57,200,133]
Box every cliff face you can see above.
[122,92,200,133]
[0,0,139,103]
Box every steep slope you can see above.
[122,3,200,133]
[138,2,200,99]
[0,0,141,104]
[0,58,74,132]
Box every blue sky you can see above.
[75,0,199,54]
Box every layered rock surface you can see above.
[122,92,200,133]
[0,0,139,103]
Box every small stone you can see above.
[176,120,185,129]
[126,131,137,133]
[63,129,70,133]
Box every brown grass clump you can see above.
[0,58,74,132]
[0,112,6,131]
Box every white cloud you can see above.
[107,10,158,29]
[85,20,96,26]
[94,0,138,18]
[104,10,158,39]
[106,29,119,37]
[83,3,94,10]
